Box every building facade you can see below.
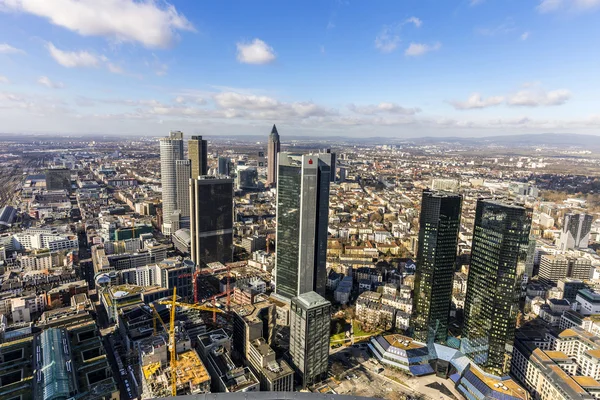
[159,131,184,235]
[275,153,331,299]
[461,200,532,376]
[289,291,331,388]
[560,213,593,251]
[189,176,234,266]
[189,135,208,179]
[175,159,191,218]
[410,189,462,344]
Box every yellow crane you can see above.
[156,300,226,315]
[149,304,167,335]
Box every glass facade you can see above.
[410,190,462,344]
[189,135,208,178]
[275,154,330,300]
[190,177,234,265]
[461,200,532,376]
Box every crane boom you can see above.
[158,300,225,314]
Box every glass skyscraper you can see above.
[189,176,234,266]
[410,190,462,344]
[188,135,208,179]
[461,199,532,376]
[275,153,331,299]
[159,131,184,235]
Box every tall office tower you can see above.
[189,176,234,265]
[290,291,331,388]
[159,131,184,235]
[175,160,191,217]
[410,190,462,344]
[461,200,532,376]
[560,213,593,251]
[188,135,208,179]
[218,156,230,176]
[275,153,331,300]
[266,124,280,187]
[319,148,337,182]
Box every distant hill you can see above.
[407,133,600,148]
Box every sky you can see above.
[0,0,600,138]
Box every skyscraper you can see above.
[410,190,462,344]
[188,135,208,179]
[159,131,184,235]
[559,213,593,251]
[290,291,331,388]
[189,175,234,265]
[266,124,280,187]
[275,153,331,300]
[218,156,230,176]
[319,148,337,182]
[461,200,532,376]
[175,159,191,218]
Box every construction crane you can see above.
[158,298,225,324]
[149,304,168,335]
[177,270,201,304]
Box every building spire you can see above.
[271,124,279,136]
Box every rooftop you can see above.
[294,291,330,309]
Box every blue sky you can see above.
[0,0,599,138]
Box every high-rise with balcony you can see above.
[461,200,532,376]
[159,131,184,235]
[410,190,462,344]
[275,153,331,300]
[266,125,280,187]
[189,135,208,179]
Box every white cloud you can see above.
[537,0,600,12]
[476,19,517,36]
[37,76,64,89]
[405,17,422,28]
[107,63,123,74]
[449,93,505,110]
[0,0,195,48]
[0,76,9,84]
[508,88,571,106]
[405,42,441,56]
[349,102,421,115]
[47,42,99,68]
[521,31,530,40]
[236,39,276,65]
[0,43,25,54]
[375,25,400,53]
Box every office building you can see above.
[410,190,462,344]
[461,200,532,376]
[190,176,234,266]
[159,131,184,235]
[175,159,191,218]
[45,167,72,191]
[431,178,459,192]
[275,153,331,299]
[189,135,208,178]
[266,124,280,187]
[560,213,593,251]
[290,291,331,388]
[558,278,587,303]
[218,156,230,176]
[236,166,259,190]
[539,254,592,286]
[319,148,337,182]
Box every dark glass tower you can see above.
[410,190,462,344]
[275,153,331,299]
[189,135,208,179]
[461,200,532,376]
[267,125,281,187]
[189,176,234,265]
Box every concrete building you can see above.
[266,124,280,187]
[176,159,191,218]
[242,235,266,254]
[539,254,592,286]
[560,213,593,251]
[577,289,600,316]
[189,175,234,266]
[160,131,184,234]
[275,153,331,300]
[45,167,72,191]
[289,291,331,388]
